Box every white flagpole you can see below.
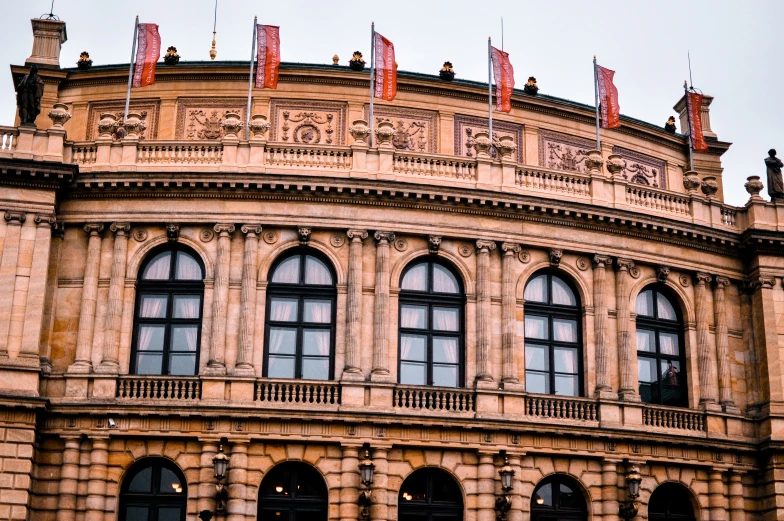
[488,37,493,143]
[684,80,694,171]
[593,56,600,150]
[245,16,257,141]
[369,22,376,147]
[124,15,139,121]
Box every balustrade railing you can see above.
[516,168,591,197]
[0,126,18,153]
[137,142,223,164]
[393,386,476,413]
[393,152,476,181]
[255,379,341,406]
[70,143,97,164]
[265,145,352,170]
[720,205,737,227]
[116,376,201,400]
[642,405,705,432]
[524,395,599,421]
[625,185,690,216]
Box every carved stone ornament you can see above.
[374,120,396,147]
[393,237,408,252]
[348,119,370,145]
[249,114,271,139]
[611,146,668,188]
[109,222,131,234]
[88,99,158,141]
[518,250,531,263]
[133,228,148,242]
[657,265,671,282]
[584,150,604,173]
[701,175,719,198]
[220,112,244,137]
[269,100,347,144]
[214,223,235,236]
[458,244,472,257]
[4,211,25,225]
[606,154,625,176]
[616,257,634,272]
[592,255,612,269]
[694,272,713,286]
[745,175,764,198]
[298,227,312,244]
[549,248,563,267]
[683,171,701,193]
[750,275,776,290]
[166,224,180,241]
[502,242,521,255]
[576,257,590,271]
[51,222,65,239]
[263,230,278,244]
[97,112,118,138]
[330,234,345,248]
[476,239,497,253]
[496,135,517,159]
[679,274,690,287]
[123,112,145,138]
[457,115,524,162]
[34,214,56,227]
[629,266,641,279]
[428,236,442,255]
[538,130,592,173]
[199,228,214,242]
[374,231,395,243]
[83,223,104,235]
[241,224,262,236]
[48,103,71,127]
[471,131,493,157]
[714,276,731,288]
[347,229,369,242]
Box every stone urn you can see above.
[220,112,244,138]
[682,171,701,193]
[472,131,492,157]
[584,150,604,173]
[606,154,626,177]
[374,120,396,147]
[700,175,719,198]
[496,135,517,159]
[744,175,764,199]
[249,114,270,139]
[97,112,118,138]
[48,103,71,128]
[349,119,370,145]
[122,112,144,138]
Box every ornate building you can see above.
[1,16,782,521]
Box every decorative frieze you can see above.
[269,99,348,145]
[454,115,524,162]
[364,105,439,153]
[87,100,159,140]
[537,129,593,173]
[174,97,247,140]
[611,146,668,189]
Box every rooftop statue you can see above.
[765,149,784,202]
[16,65,44,127]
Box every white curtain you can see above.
[143,253,171,280]
[174,296,200,319]
[433,265,458,293]
[524,315,547,339]
[433,308,458,331]
[524,275,546,302]
[176,252,202,280]
[305,256,333,285]
[400,306,424,329]
[401,264,427,291]
[314,330,330,356]
[657,295,677,320]
[177,326,198,352]
[400,335,415,360]
[659,333,679,355]
[271,256,300,283]
[551,276,576,306]
[304,300,331,323]
[553,319,577,342]
[436,338,458,364]
[554,348,577,373]
[270,299,297,321]
[137,325,162,352]
[268,328,288,354]
[636,290,654,316]
[141,295,166,318]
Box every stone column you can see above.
[19,214,55,361]
[208,224,234,374]
[749,276,783,403]
[371,231,394,380]
[501,243,520,385]
[339,446,360,521]
[713,276,736,410]
[728,471,745,521]
[601,459,620,521]
[84,436,109,521]
[369,448,388,521]
[708,469,727,521]
[198,441,219,515]
[0,211,25,356]
[593,255,612,396]
[344,230,368,378]
[694,272,717,406]
[507,453,524,521]
[235,224,261,375]
[70,224,104,372]
[97,222,130,373]
[477,452,496,521]
[739,285,760,412]
[56,435,82,521]
[475,240,496,384]
[226,441,249,521]
[616,258,636,399]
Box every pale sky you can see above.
[3,0,782,206]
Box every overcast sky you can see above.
[3,0,782,206]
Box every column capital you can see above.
[109,222,131,235]
[615,257,634,271]
[714,276,731,288]
[214,223,235,235]
[476,239,496,252]
[374,230,395,243]
[593,254,612,268]
[4,211,26,225]
[695,272,713,285]
[749,275,776,290]
[83,223,104,235]
[501,242,521,254]
[240,223,262,236]
[52,222,65,239]
[347,229,368,241]
[34,213,56,227]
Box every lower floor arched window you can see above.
[531,474,587,521]
[399,467,463,521]
[120,459,186,521]
[258,462,328,521]
[648,482,696,521]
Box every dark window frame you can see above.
[398,467,463,521]
[398,259,466,388]
[263,250,338,381]
[119,458,187,521]
[531,474,588,521]
[257,461,328,521]
[523,271,584,397]
[635,285,688,407]
[131,245,205,376]
[648,482,697,521]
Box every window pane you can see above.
[433,264,459,294]
[400,305,427,329]
[638,357,656,383]
[400,362,426,385]
[304,300,331,323]
[525,344,548,371]
[269,298,298,322]
[302,357,329,380]
[555,375,579,396]
[661,360,682,386]
[173,296,200,319]
[137,325,165,351]
[271,255,300,283]
[433,307,459,331]
[136,353,162,374]
[171,326,198,352]
[551,276,577,306]
[303,329,330,356]
[657,293,677,320]
[175,251,202,280]
[639,383,654,404]
[559,483,580,508]
[304,255,333,285]
[432,365,458,387]
[553,319,577,343]
[661,385,684,407]
[554,346,578,373]
[158,507,181,521]
[636,289,654,316]
[125,506,149,521]
[433,337,458,363]
[401,263,428,291]
[268,327,296,354]
[659,332,679,356]
[400,335,426,361]
[160,467,183,494]
[524,315,548,339]
[524,274,546,302]
[169,354,196,376]
[142,252,171,280]
[140,295,167,318]
[636,329,655,353]
[128,467,153,492]
[526,371,549,394]
[533,482,553,507]
[268,356,295,378]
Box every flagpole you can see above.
[684,80,694,171]
[124,15,139,121]
[245,16,257,141]
[369,22,376,147]
[593,56,600,150]
[488,37,493,142]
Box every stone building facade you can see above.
[0,16,783,521]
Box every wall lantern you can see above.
[495,454,515,521]
[358,450,375,519]
[619,464,642,520]
[212,445,230,512]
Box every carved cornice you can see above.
[240,224,262,236]
[347,229,368,241]
[109,222,131,235]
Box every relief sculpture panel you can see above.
[537,129,593,173]
[175,98,247,140]
[611,146,668,189]
[87,99,160,140]
[269,100,347,145]
[454,115,523,162]
[363,106,438,153]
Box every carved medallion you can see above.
[679,274,690,287]
[538,130,593,173]
[133,228,148,242]
[611,146,668,189]
[263,230,278,244]
[364,106,438,153]
[576,257,590,271]
[270,100,347,145]
[518,250,531,263]
[458,244,472,257]
[87,100,160,140]
[330,234,345,248]
[199,228,215,243]
[394,238,408,252]
[629,266,641,279]
[454,115,524,162]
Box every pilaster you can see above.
[371,231,394,382]
[343,229,368,380]
[235,224,261,376]
[96,222,130,374]
[501,242,521,388]
[68,224,104,375]
[206,223,234,375]
[475,240,496,386]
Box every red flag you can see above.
[255,25,281,89]
[490,46,514,113]
[595,64,620,128]
[374,32,397,101]
[132,23,161,88]
[685,91,708,152]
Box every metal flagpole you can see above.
[245,16,257,141]
[684,80,694,171]
[488,37,493,142]
[593,56,600,150]
[369,22,375,147]
[124,15,139,121]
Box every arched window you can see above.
[264,250,336,380]
[531,474,587,521]
[636,286,687,407]
[131,245,205,376]
[258,462,328,521]
[120,459,186,521]
[648,482,696,521]
[398,259,465,387]
[523,272,582,396]
[399,467,463,521]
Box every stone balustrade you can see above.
[523,394,599,422]
[255,379,341,407]
[392,385,476,414]
[0,125,18,152]
[116,376,202,401]
[642,404,706,432]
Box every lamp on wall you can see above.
[495,454,515,521]
[358,450,375,519]
[619,464,642,520]
[212,445,230,512]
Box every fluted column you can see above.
[713,276,735,410]
[56,436,82,521]
[601,459,620,521]
[235,224,261,375]
[475,240,496,383]
[616,258,636,399]
[208,223,234,374]
[19,214,55,361]
[593,255,612,395]
[369,448,388,521]
[198,441,219,515]
[84,436,108,521]
[371,231,394,380]
[0,211,25,356]
[226,441,249,521]
[69,224,104,372]
[339,446,360,521]
[708,469,728,521]
[97,222,130,372]
[728,471,745,521]
[501,243,520,385]
[477,452,496,521]
[695,272,717,406]
[344,229,368,378]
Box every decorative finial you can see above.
[209,0,219,60]
[332,54,339,65]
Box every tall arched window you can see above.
[399,467,463,521]
[258,462,328,521]
[648,482,696,521]
[523,271,582,396]
[264,250,336,380]
[636,286,687,407]
[398,259,465,388]
[131,245,205,375]
[120,459,186,521]
[531,474,587,521]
